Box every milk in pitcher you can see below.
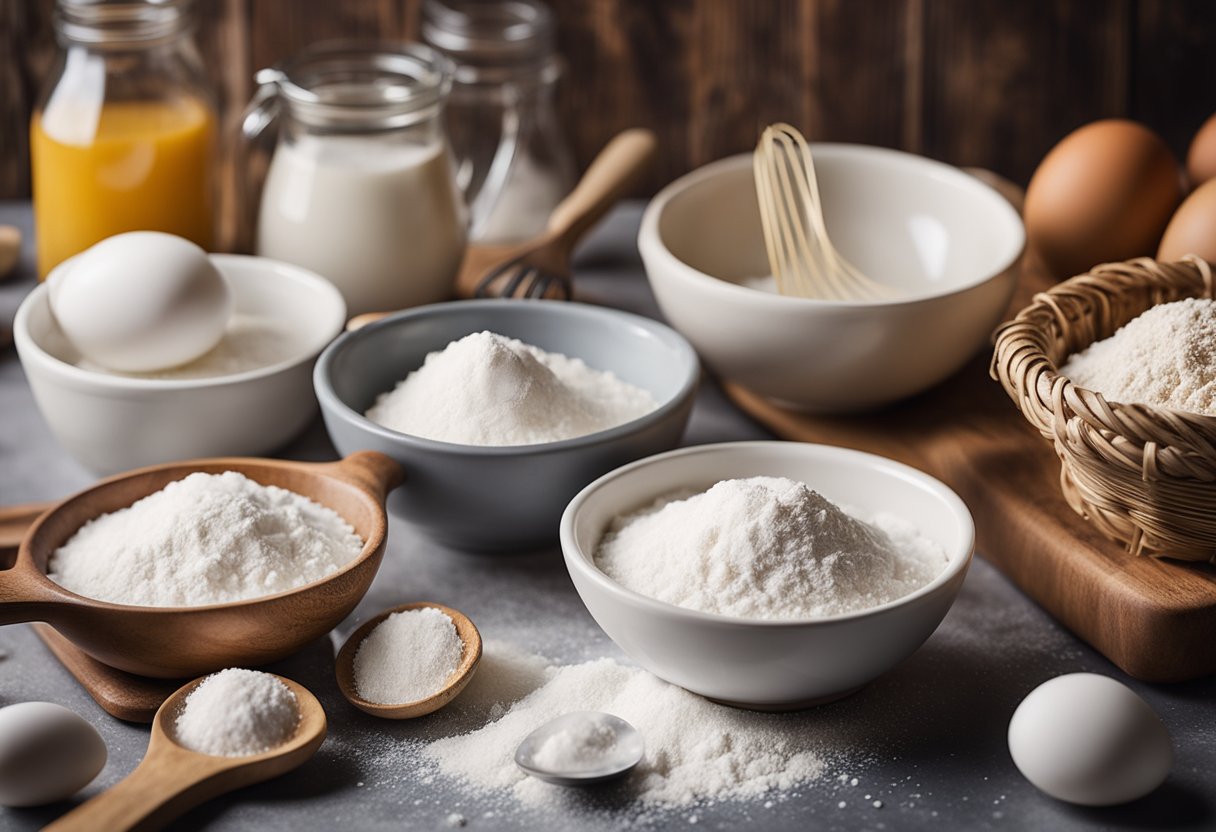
[257,134,466,316]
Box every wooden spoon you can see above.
[44,674,326,832]
[335,601,482,719]
[0,451,403,678]
[0,501,52,558]
[345,127,658,329]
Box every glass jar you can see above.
[422,0,575,244]
[30,0,216,278]
[243,42,467,317]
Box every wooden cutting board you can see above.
[34,624,182,722]
[724,255,1216,683]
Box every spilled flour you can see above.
[416,641,828,807]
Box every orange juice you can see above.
[31,98,215,278]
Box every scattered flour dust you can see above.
[595,477,948,620]
[47,471,363,607]
[1059,297,1216,415]
[365,331,657,446]
[420,642,829,808]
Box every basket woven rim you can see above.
[993,255,1216,425]
[990,255,1216,562]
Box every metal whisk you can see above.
[753,123,889,301]
[473,129,657,299]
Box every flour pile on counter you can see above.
[354,607,464,704]
[595,477,947,619]
[420,642,826,806]
[175,669,299,757]
[365,331,657,445]
[48,472,363,606]
[1059,297,1216,415]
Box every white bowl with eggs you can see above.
[638,146,1024,412]
[560,441,974,709]
[15,254,345,475]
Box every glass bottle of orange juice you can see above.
[31,0,216,278]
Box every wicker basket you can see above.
[991,256,1216,563]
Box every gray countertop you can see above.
[1,201,1212,831]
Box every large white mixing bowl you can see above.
[638,146,1024,412]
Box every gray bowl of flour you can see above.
[314,300,699,552]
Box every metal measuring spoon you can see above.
[514,711,644,786]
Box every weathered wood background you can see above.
[2,0,1214,202]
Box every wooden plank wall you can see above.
[2,0,1214,204]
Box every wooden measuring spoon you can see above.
[335,601,482,719]
[0,451,403,678]
[44,674,326,832]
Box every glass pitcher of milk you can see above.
[241,42,467,317]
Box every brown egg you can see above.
[1024,119,1183,279]
[1186,113,1216,187]
[1158,178,1216,263]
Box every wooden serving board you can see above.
[723,258,1216,683]
[33,624,182,722]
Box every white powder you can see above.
[595,477,948,620]
[365,331,658,446]
[76,314,303,379]
[47,471,364,607]
[1059,297,1216,416]
[354,608,465,705]
[174,668,299,757]
[423,648,827,806]
[529,713,620,773]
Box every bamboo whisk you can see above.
[753,123,889,300]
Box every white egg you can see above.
[1008,673,1172,806]
[0,701,107,807]
[49,231,232,372]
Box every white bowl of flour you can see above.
[560,441,974,709]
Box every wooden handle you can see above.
[546,128,657,251]
[345,310,390,332]
[0,504,65,626]
[44,744,227,832]
[328,451,405,501]
[0,224,20,281]
[0,501,54,555]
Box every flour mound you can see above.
[354,607,464,704]
[1059,297,1216,416]
[175,668,299,757]
[595,476,948,619]
[423,653,826,806]
[364,331,657,446]
[48,471,363,607]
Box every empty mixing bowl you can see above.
[638,146,1024,412]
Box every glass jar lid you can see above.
[55,0,193,46]
[421,0,559,84]
[254,41,454,131]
